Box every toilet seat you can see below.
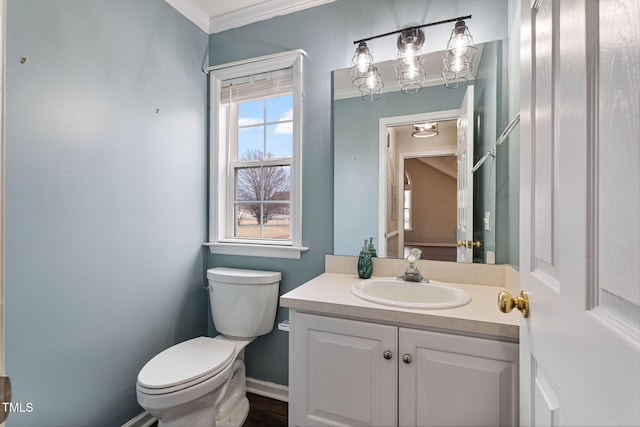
[137,337,236,395]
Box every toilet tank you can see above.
[206,267,281,338]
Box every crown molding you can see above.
[164,0,210,33]
[165,0,336,34]
[209,0,336,34]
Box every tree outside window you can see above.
[233,95,293,240]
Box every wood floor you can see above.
[149,392,287,426]
[244,393,288,426]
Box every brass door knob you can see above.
[383,350,393,360]
[457,240,482,249]
[498,290,530,318]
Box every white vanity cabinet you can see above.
[289,311,518,427]
[290,312,398,426]
[398,327,518,427]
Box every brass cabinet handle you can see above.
[457,240,482,249]
[383,350,393,360]
[402,354,412,364]
[498,290,530,318]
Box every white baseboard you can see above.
[121,378,288,427]
[121,411,156,427]
[246,377,289,402]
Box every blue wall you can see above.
[473,40,501,263]
[207,0,509,386]
[5,1,208,425]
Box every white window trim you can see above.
[204,50,308,259]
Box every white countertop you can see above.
[280,272,520,341]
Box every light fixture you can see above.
[394,29,426,94]
[350,15,473,101]
[358,64,384,101]
[348,41,374,86]
[442,19,477,88]
[412,122,439,138]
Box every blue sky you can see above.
[238,94,293,159]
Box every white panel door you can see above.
[456,86,474,263]
[398,328,518,427]
[291,313,397,427]
[519,0,640,425]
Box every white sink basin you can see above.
[350,278,471,309]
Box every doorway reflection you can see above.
[386,120,459,262]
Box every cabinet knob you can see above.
[402,354,412,364]
[383,350,393,360]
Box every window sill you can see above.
[203,242,309,259]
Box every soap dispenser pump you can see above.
[367,237,377,258]
[357,239,373,279]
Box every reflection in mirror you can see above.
[333,41,516,264]
[385,120,458,262]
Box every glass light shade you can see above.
[395,29,426,94]
[442,20,477,88]
[412,122,439,138]
[358,64,384,101]
[349,42,374,87]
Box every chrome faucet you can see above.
[399,248,428,283]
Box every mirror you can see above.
[333,40,518,264]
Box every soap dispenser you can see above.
[367,237,377,258]
[357,239,373,279]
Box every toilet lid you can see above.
[137,337,235,390]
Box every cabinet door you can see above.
[399,328,518,427]
[291,313,397,426]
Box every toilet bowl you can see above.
[136,268,281,427]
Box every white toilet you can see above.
[136,267,281,427]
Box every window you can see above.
[404,189,412,230]
[404,171,412,230]
[233,95,292,241]
[205,50,308,259]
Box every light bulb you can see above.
[366,70,377,89]
[453,33,466,54]
[452,55,463,73]
[406,61,417,79]
[404,43,416,62]
[357,52,369,73]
